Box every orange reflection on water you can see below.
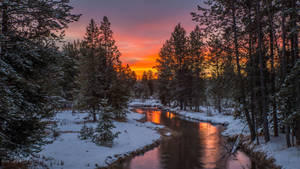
[146,110,161,124]
[125,147,162,169]
[199,123,220,169]
[166,112,175,119]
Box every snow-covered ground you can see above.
[129,99,162,107]
[254,135,300,169]
[130,99,300,169]
[36,110,161,169]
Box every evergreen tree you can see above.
[78,17,131,145]
[156,40,174,105]
[93,106,119,147]
[77,19,103,121]
[0,0,79,164]
[191,0,299,144]
[147,70,155,96]
[171,24,189,110]
[61,41,81,103]
[99,16,129,119]
[141,71,150,99]
[278,60,300,147]
[189,26,206,111]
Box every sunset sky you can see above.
[65,0,201,76]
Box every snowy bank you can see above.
[253,135,300,169]
[130,99,249,137]
[129,99,162,107]
[36,110,161,169]
[170,108,249,137]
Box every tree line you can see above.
[156,0,299,147]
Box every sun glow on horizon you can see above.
[122,53,159,77]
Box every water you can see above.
[121,108,251,169]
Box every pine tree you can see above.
[0,0,79,164]
[147,70,155,96]
[141,71,150,99]
[107,68,131,120]
[99,16,129,119]
[93,106,119,147]
[77,19,103,121]
[171,24,189,110]
[78,17,130,145]
[278,60,300,147]
[99,16,121,67]
[61,41,81,103]
[189,26,206,111]
[156,40,174,105]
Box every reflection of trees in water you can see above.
[122,108,227,169]
[159,113,203,169]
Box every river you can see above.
[120,107,252,169]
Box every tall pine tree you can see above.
[0,0,79,164]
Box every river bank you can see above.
[29,110,163,169]
[129,99,300,169]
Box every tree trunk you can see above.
[292,0,299,61]
[0,1,8,57]
[256,0,270,142]
[267,0,278,137]
[286,124,291,147]
[232,3,256,141]
[0,4,8,165]
[92,108,97,122]
[180,100,183,110]
[295,117,300,145]
[281,10,287,79]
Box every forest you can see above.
[0,0,299,169]
[153,0,300,146]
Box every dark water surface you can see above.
[121,108,251,169]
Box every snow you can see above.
[131,99,300,169]
[35,99,300,169]
[37,110,161,169]
[254,135,300,169]
[129,99,249,136]
[165,132,171,136]
[173,108,249,136]
[129,99,162,107]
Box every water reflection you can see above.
[121,148,162,169]
[122,108,251,169]
[166,112,175,119]
[199,123,221,169]
[139,109,162,124]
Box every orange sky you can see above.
[65,0,200,77]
